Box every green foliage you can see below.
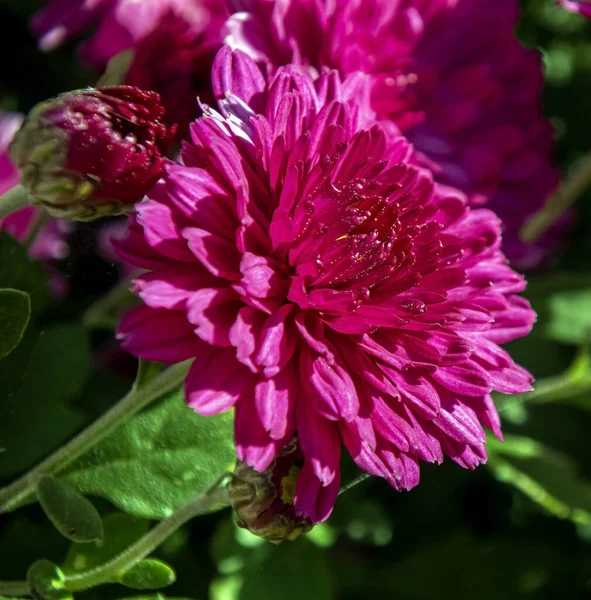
[526,273,591,344]
[239,540,332,600]
[27,560,72,600]
[61,391,236,519]
[37,475,104,543]
[488,434,591,524]
[118,560,176,591]
[497,344,591,417]
[0,288,30,358]
[210,523,334,600]
[63,513,150,575]
[0,233,48,314]
[0,325,89,478]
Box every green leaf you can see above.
[63,513,150,575]
[526,273,591,345]
[0,232,48,314]
[239,539,333,600]
[27,560,72,600]
[547,288,591,344]
[0,288,30,358]
[118,559,176,590]
[487,434,591,524]
[62,391,236,519]
[37,475,103,543]
[0,325,89,478]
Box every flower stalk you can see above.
[65,483,230,591]
[0,360,192,514]
[0,481,230,597]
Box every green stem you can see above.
[65,484,230,592]
[0,185,31,219]
[0,483,230,598]
[0,360,192,514]
[521,152,591,243]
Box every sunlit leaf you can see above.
[61,391,235,519]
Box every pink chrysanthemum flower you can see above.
[116,49,535,523]
[224,0,560,268]
[558,1,591,17]
[31,0,227,138]
[0,112,69,294]
[31,0,225,70]
[123,11,222,138]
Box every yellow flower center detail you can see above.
[280,466,301,505]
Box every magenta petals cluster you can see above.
[31,0,228,136]
[31,0,224,70]
[116,48,535,523]
[225,0,560,268]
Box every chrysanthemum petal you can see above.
[186,346,254,415]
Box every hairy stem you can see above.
[66,484,230,591]
[0,185,31,219]
[0,360,192,514]
[338,473,371,496]
[0,482,230,597]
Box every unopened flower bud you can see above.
[10,86,175,221]
[228,439,313,544]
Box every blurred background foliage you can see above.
[1,0,591,599]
